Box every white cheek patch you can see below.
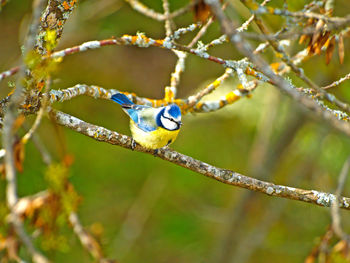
[163,110,171,119]
[160,116,177,130]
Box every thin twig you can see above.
[246,0,350,114]
[186,68,233,108]
[164,50,187,101]
[111,173,166,259]
[22,78,51,144]
[22,123,52,165]
[205,0,350,138]
[162,0,172,37]
[0,66,20,82]
[252,5,350,25]
[125,0,197,21]
[331,156,350,241]
[323,72,350,90]
[69,212,113,262]
[189,17,214,48]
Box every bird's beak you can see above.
[178,121,183,126]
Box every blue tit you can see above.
[111,93,182,150]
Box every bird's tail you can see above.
[111,93,134,107]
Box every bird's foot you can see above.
[153,149,159,156]
[131,139,136,150]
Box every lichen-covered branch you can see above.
[2,0,51,262]
[0,79,255,121]
[205,0,350,138]
[36,0,78,54]
[50,109,350,211]
[244,0,350,114]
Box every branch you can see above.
[244,0,350,114]
[251,5,350,26]
[205,0,350,138]
[14,191,115,263]
[36,0,78,54]
[2,1,51,262]
[0,66,20,82]
[331,157,350,241]
[50,109,350,211]
[125,0,196,21]
[323,72,350,90]
[69,212,115,262]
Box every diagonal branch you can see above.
[205,0,350,137]
[50,109,350,211]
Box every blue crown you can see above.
[167,104,181,118]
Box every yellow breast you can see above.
[130,120,180,150]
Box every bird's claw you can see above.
[153,149,159,156]
[131,139,136,150]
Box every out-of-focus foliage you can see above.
[0,0,350,262]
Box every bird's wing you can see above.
[111,93,158,132]
[130,107,158,132]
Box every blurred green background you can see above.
[1,0,350,262]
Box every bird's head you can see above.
[157,104,182,131]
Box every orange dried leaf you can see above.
[338,33,345,64]
[325,36,336,65]
[0,163,5,178]
[319,31,331,47]
[299,34,308,44]
[13,140,25,173]
[37,80,45,91]
[62,1,70,10]
[193,0,212,23]
[304,254,316,263]
[13,114,25,131]
[313,31,331,55]
[7,89,15,97]
[63,154,75,167]
[313,43,322,55]
[333,240,347,253]
[307,37,315,55]
[312,20,325,45]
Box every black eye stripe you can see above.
[162,115,174,121]
[161,115,181,130]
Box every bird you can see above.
[111,92,182,150]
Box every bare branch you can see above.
[111,173,166,259]
[69,213,115,263]
[162,0,172,37]
[50,109,350,211]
